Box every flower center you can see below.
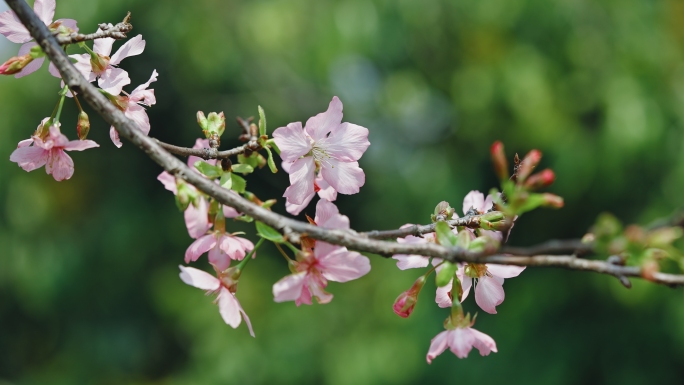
[311,143,332,168]
[464,263,488,278]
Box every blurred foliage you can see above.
[1,0,684,383]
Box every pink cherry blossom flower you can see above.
[462,190,504,242]
[10,122,98,181]
[0,0,78,78]
[436,263,525,313]
[426,325,497,362]
[109,70,158,147]
[179,265,254,336]
[272,96,370,213]
[185,231,255,271]
[284,173,337,216]
[67,34,145,95]
[391,220,459,270]
[272,199,370,305]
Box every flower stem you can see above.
[236,238,264,271]
[73,94,83,112]
[275,243,293,263]
[284,241,300,254]
[53,85,69,125]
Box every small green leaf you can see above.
[231,163,254,175]
[515,193,546,215]
[220,172,232,189]
[264,146,278,173]
[231,173,247,193]
[258,105,267,136]
[238,153,259,168]
[435,222,458,247]
[436,262,458,287]
[235,215,254,223]
[194,160,223,178]
[256,221,284,243]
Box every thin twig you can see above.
[55,12,132,45]
[155,139,259,160]
[9,0,684,288]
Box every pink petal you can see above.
[285,191,315,215]
[316,175,337,201]
[474,275,505,314]
[319,248,370,283]
[184,197,211,239]
[208,243,230,271]
[393,255,430,270]
[184,234,217,263]
[48,61,61,78]
[304,96,343,141]
[435,278,453,308]
[223,205,239,219]
[317,122,370,162]
[130,69,158,105]
[470,328,498,356]
[239,307,255,337]
[307,275,333,304]
[283,157,316,205]
[426,331,449,364]
[273,271,308,302]
[217,288,241,328]
[109,127,122,148]
[295,284,313,306]
[272,121,312,163]
[320,158,365,195]
[93,34,114,56]
[483,194,495,211]
[55,19,78,33]
[0,10,31,43]
[10,146,48,171]
[14,42,43,78]
[34,0,55,25]
[63,139,99,151]
[110,34,145,66]
[486,264,525,279]
[70,54,94,79]
[178,265,220,291]
[45,149,74,181]
[17,138,33,148]
[98,67,130,96]
[448,328,475,358]
[124,104,151,135]
[218,234,253,261]
[314,198,339,225]
[157,171,178,194]
[463,190,485,214]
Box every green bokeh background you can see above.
[1,0,684,383]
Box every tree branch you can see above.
[56,12,133,45]
[8,0,683,288]
[155,139,259,160]
[361,214,488,239]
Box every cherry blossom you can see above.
[108,70,158,147]
[185,232,255,271]
[391,222,459,270]
[179,265,254,336]
[272,199,370,305]
[0,0,78,78]
[272,96,370,214]
[9,122,98,181]
[462,190,503,242]
[427,325,497,362]
[66,33,145,95]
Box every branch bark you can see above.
[7,0,684,288]
[56,12,133,45]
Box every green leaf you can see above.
[220,172,232,189]
[436,262,458,287]
[266,139,280,154]
[264,146,278,173]
[235,215,254,223]
[238,153,259,168]
[515,193,546,215]
[435,222,458,247]
[194,160,223,178]
[258,105,267,136]
[231,173,247,193]
[256,221,284,243]
[231,163,254,175]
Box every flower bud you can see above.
[541,193,564,208]
[517,149,542,182]
[490,141,509,181]
[89,53,110,74]
[207,112,226,136]
[431,201,455,222]
[77,111,90,140]
[197,111,208,131]
[524,169,555,189]
[393,275,427,318]
[0,54,34,75]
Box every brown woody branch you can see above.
[8,0,684,288]
[155,139,260,160]
[56,12,132,45]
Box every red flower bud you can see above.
[524,169,555,189]
[541,193,564,208]
[490,141,509,181]
[517,149,542,182]
[393,275,426,318]
[0,54,34,75]
[77,111,90,140]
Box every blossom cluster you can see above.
[2,0,157,180]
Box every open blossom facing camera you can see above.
[272,96,370,215]
[9,122,98,181]
[179,265,254,337]
[108,69,158,147]
[68,33,145,95]
[273,199,370,305]
[0,0,77,78]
